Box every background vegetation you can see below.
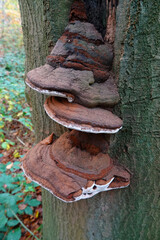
[0,1,42,239]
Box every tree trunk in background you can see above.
[19,0,160,239]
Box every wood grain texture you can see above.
[111,0,160,239]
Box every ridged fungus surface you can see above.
[23,130,130,202]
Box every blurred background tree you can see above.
[0,1,42,239]
[0,0,23,53]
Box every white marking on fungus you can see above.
[74,179,130,201]
[26,80,74,102]
[74,178,114,201]
[22,166,129,203]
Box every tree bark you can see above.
[19,0,160,239]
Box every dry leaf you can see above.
[6,162,13,169]
[34,210,39,219]
[37,195,42,202]
[18,204,27,210]
[26,177,32,184]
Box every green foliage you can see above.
[6,227,21,240]
[0,49,33,149]
[0,0,33,150]
[0,50,33,146]
[0,161,41,239]
[0,2,42,239]
[0,0,23,51]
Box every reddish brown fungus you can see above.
[22,0,131,203]
[25,0,119,108]
[23,130,130,202]
[44,97,123,134]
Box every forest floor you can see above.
[0,1,42,239]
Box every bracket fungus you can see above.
[23,0,131,202]
[44,97,122,134]
[23,130,130,202]
[25,0,119,108]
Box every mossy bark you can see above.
[19,0,160,239]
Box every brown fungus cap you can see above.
[44,96,123,134]
[25,0,120,108]
[25,77,75,103]
[22,130,130,202]
[26,65,119,108]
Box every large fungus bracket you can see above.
[23,0,131,202]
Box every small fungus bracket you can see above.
[23,0,131,202]
[44,97,123,134]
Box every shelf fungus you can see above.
[25,0,119,108]
[44,97,122,134]
[23,0,131,202]
[23,130,130,202]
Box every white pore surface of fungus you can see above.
[26,80,74,103]
[74,178,114,201]
[45,106,122,134]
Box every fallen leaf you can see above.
[18,204,27,210]
[36,195,42,202]
[26,177,32,184]
[13,150,20,158]
[3,152,10,157]
[12,131,19,136]
[6,162,13,169]
[35,210,39,219]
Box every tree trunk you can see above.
[19,0,160,239]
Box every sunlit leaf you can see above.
[13,150,20,158]
[35,210,39,218]
[6,162,14,170]
[5,116,12,122]
[6,139,15,145]
[17,111,23,117]
[5,95,9,100]
[0,121,5,129]
[1,142,10,150]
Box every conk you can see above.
[22,0,131,202]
